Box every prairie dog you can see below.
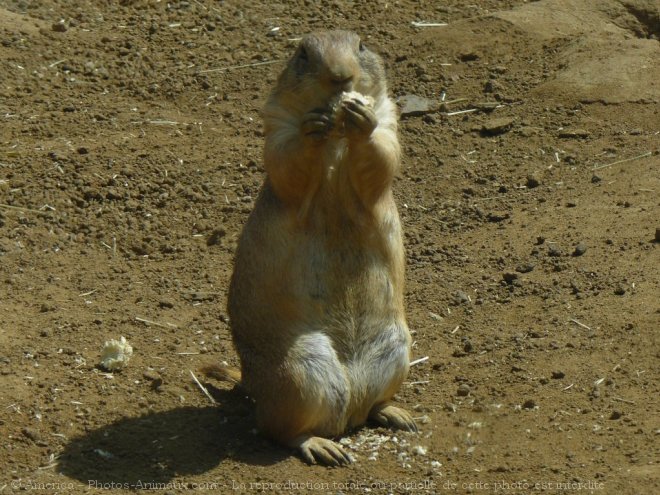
[224,30,416,465]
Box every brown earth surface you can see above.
[1,0,659,494]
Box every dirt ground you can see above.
[1,0,658,493]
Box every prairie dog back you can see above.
[226,30,416,466]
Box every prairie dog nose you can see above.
[326,64,355,90]
[330,70,353,86]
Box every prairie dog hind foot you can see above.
[369,403,418,433]
[292,435,354,466]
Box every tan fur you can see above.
[224,30,416,466]
[199,363,241,385]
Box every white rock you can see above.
[412,445,428,456]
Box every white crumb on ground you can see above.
[99,336,133,371]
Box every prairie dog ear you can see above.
[292,44,310,76]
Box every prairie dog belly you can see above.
[287,318,410,433]
[287,236,410,427]
[345,320,411,428]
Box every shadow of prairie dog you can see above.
[215,30,416,466]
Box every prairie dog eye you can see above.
[358,41,366,52]
[298,46,309,62]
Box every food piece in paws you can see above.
[329,91,375,136]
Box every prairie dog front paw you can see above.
[301,109,334,141]
[329,91,376,137]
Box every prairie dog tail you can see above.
[199,363,242,385]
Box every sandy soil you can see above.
[1,0,658,493]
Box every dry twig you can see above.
[135,317,177,329]
[569,318,591,330]
[593,151,653,170]
[411,22,448,27]
[190,370,216,404]
[0,203,46,214]
[410,356,429,366]
[198,60,280,74]
[444,108,478,116]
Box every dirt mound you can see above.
[495,0,660,103]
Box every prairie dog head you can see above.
[268,31,388,117]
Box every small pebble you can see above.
[502,272,519,284]
[522,399,537,409]
[52,21,68,32]
[551,371,565,379]
[487,211,510,223]
[573,243,587,256]
[460,51,480,62]
[516,263,535,273]
[614,286,626,296]
[453,291,470,305]
[142,370,160,382]
[558,129,590,139]
[456,384,471,397]
[398,94,439,117]
[143,370,163,389]
[548,245,562,257]
[484,79,503,93]
[206,228,226,246]
[526,173,541,188]
[40,303,56,313]
[481,117,515,136]
[22,427,42,442]
[411,445,427,456]
[159,299,175,309]
[610,410,623,420]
